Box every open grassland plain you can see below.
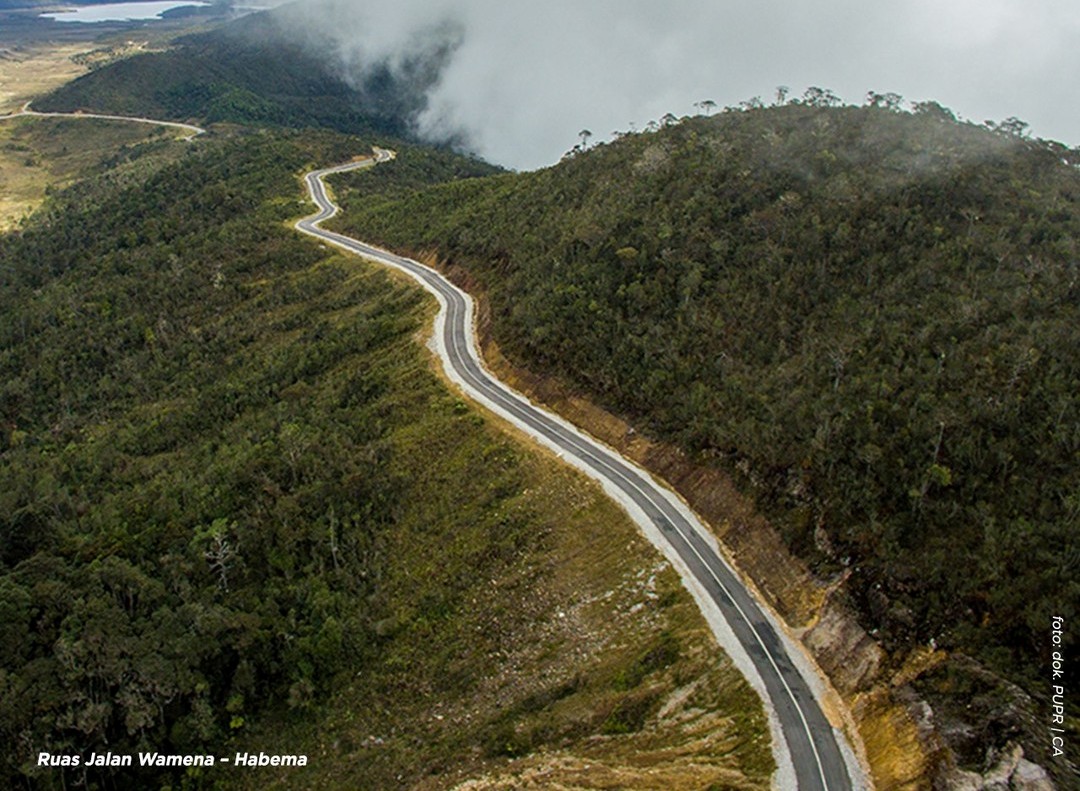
[0,42,90,113]
[0,115,184,229]
[0,128,772,789]
[0,36,197,229]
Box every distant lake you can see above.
[41,2,209,23]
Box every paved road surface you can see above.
[0,102,204,139]
[297,152,864,791]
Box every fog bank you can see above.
[273,0,1079,169]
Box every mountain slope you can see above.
[329,102,1080,782]
[33,7,449,137]
[0,124,772,789]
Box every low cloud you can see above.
[272,0,1079,169]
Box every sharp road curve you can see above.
[298,152,865,791]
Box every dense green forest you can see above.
[0,130,388,786]
[331,101,1080,768]
[34,7,446,137]
[0,128,770,789]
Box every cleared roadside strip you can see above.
[298,152,869,791]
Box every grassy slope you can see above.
[0,116,190,229]
[0,44,91,113]
[0,124,770,789]
[221,376,773,790]
[329,104,1080,778]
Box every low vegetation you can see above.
[0,115,187,229]
[0,43,91,114]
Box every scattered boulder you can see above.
[939,743,1056,791]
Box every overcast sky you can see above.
[272,0,1080,170]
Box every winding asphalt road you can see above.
[0,102,205,139]
[297,153,864,791]
[0,102,862,787]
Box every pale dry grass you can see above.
[0,115,177,230]
[0,116,51,229]
[0,40,182,229]
[0,43,92,114]
[0,42,92,228]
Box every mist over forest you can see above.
[266,0,1079,169]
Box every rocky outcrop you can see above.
[803,596,885,694]
[941,743,1054,790]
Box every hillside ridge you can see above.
[327,100,1080,788]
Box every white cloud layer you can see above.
[274,0,1080,169]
